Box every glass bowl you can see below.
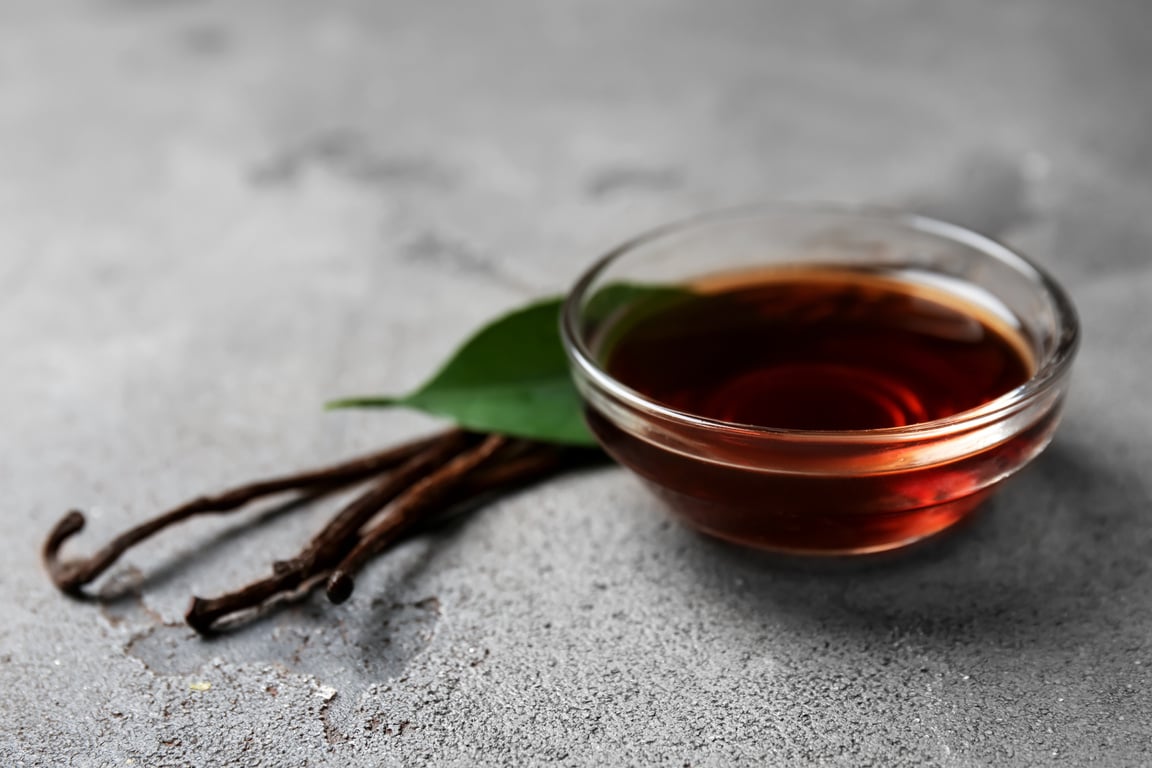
[560,206,1080,554]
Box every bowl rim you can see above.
[560,203,1081,444]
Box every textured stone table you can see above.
[2,1,1150,765]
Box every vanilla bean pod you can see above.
[456,442,571,497]
[42,430,457,595]
[326,433,510,604]
[43,428,600,634]
[184,430,473,633]
[185,438,593,632]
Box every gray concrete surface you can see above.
[2,1,1150,765]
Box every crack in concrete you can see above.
[585,166,682,199]
[250,131,457,192]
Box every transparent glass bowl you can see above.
[560,206,1080,554]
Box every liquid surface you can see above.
[601,269,1033,431]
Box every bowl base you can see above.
[647,482,991,555]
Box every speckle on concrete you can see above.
[2,1,1151,766]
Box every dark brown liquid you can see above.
[588,269,1048,553]
[604,270,1032,431]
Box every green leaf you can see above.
[328,297,596,446]
[329,283,693,446]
